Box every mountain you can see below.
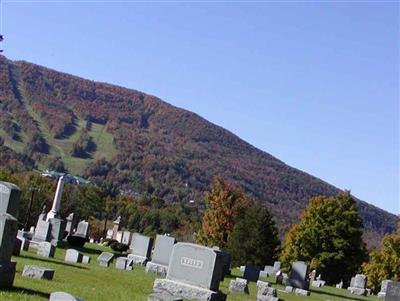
[0,55,397,248]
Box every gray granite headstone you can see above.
[151,243,226,301]
[0,182,21,288]
[22,265,54,280]
[354,274,367,289]
[48,218,66,246]
[273,261,281,272]
[129,234,153,265]
[381,280,393,293]
[152,235,176,265]
[116,231,123,243]
[65,213,78,236]
[229,277,249,294]
[106,229,113,239]
[97,252,114,267]
[146,235,176,276]
[385,281,400,301]
[166,243,223,290]
[82,255,90,264]
[243,264,260,282]
[121,231,131,245]
[33,217,52,242]
[65,249,83,263]
[116,257,133,270]
[288,261,309,290]
[49,292,85,301]
[75,221,89,238]
[37,241,56,258]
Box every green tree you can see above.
[280,192,367,284]
[195,177,251,249]
[362,223,400,293]
[227,202,280,267]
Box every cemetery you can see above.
[1,177,399,301]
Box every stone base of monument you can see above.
[0,261,16,288]
[127,254,148,266]
[146,261,168,277]
[347,287,366,296]
[22,265,55,280]
[148,292,183,301]
[49,291,85,301]
[229,278,249,294]
[377,292,386,298]
[153,278,227,301]
[311,280,326,287]
[294,288,310,296]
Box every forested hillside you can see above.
[0,55,397,248]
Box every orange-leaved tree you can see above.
[195,176,251,249]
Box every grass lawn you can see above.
[1,243,379,301]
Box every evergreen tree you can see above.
[280,192,367,284]
[227,202,280,267]
[195,177,251,249]
[362,223,400,293]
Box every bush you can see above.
[67,235,87,248]
[110,241,129,252]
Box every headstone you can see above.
[381,280,393,293]
[229,278,249,294]
[257,281,278,301]
[336,280,343,289]
[37,241,55,258]
[263,266,274,276]
[151,242,226,301]
[385,281,400,301]
[48,217,66,246]
[288,261,309,290]
[239,265,245,272]
[49,292,85,301]
[311,280,325,287]
[309,270,316,282]
[276,271,283,285]
[106,229,113,239]
[82,256,90,264]
[32,216,52,243]
[111,216,121,240]
[273,261,281,272]
[97,252,114,267]
[354,274,367,288]
[146,235,176,276]
[350,276,355,287]
[129,234,153,265]
[243,264,260,282]
[115,257,133,271]
[122,231,132,245]
[65,249,83,263]
[116,231,123,243]
[22,265,54,280]
[75,220,89,238]
[0,181,21,288]
[65,213,78,236]
[295,288,310,296]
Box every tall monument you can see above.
[46,176,65,221]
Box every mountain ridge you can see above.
[0,55,397,248]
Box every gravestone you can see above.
[151,242,226,301]
[263,266,274,276]
[243,264,260,282]
[32,214,52,243]
[65,249,83,263]
[49,292,85,301]
[13,237,22,256]
[273,261,281,272]
[116,257,133,271]
[116,231,123,243]
[75,220,89,238]
[288,261,309,290]
[146,234,176,276]
[106,229,113,239]
[229,278,249,294]
[111,216,121,240]
[82,255,90,264]
[65,213,78,236]
[48,217,66,246]
[354,274,367,288]
[0,181,21,288]
[22,265,54,280]
[385,281,400,301]
[257,281,278,301]
[129,234,153,265]
[97,252,114,267]
[348,274,367,296]
[122,231,132,245]
[37,241,56,258]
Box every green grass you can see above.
[1,243,379,301]
[9,103,117,175]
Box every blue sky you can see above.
[1,1,398,214]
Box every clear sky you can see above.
[1,1,398,214]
